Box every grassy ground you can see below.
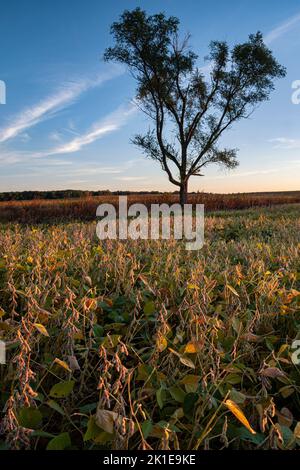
[0,204,300,450]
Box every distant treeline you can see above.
[0,189,165,202]
[1,189,300,202]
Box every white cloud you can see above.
[47,103,137,156]
[207,168,281,180]
[269,137,300,149]
[19,132,31,143]
[0,103,137,165]
[65,167,123,176]
[205,160,300,180]
[0,149,74,166]
[264,11,300,44]
[50,124,118,154]
[49,131,63,142]
[0,67,122,143]
[114,176,147,181]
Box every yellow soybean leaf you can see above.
[33,323,49,337]
[184,342,197,353]
[168,348,195,369]
[156,334,168,352]
[225,399,256,435]
[180,375,200,385]
[54,358,71,373]
[294,422,300,439]
[226,284,239,297]
[184,341,202,353]
[187,283,199,290]
[84,298,97,310]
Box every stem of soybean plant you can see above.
[194,391,230,450]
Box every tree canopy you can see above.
[104,8,286,203]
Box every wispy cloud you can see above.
[47,104,137,156]
[208,168,281,180]
[0,149,72,166]
[0,67,122,143]
[48,131,63,142]
[41,160,143,180]
[114,176,147,181]
[264,11,300,44]
[269,137,300,149]
[63,166,123,176]
[206,160,300,180]
[0,103,137,165]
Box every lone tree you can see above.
[104,8,285,204]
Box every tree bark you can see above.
[179,180,188,206]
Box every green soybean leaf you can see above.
[143,301,156,316]
[141,420,153,439]
[49,380,74,398]
[18,407,42,430]
[84,416,103,442]
[183,393,199,418]
[156,386,166,409]
[169,386,186,403]
[46,400,65,416]
[46,432,71,450]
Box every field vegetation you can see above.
[0,203,300,450]
[1,191,300,224]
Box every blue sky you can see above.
[0,0,300,193]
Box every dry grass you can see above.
[0,204,300,450]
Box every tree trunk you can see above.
[179,180,188,206]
